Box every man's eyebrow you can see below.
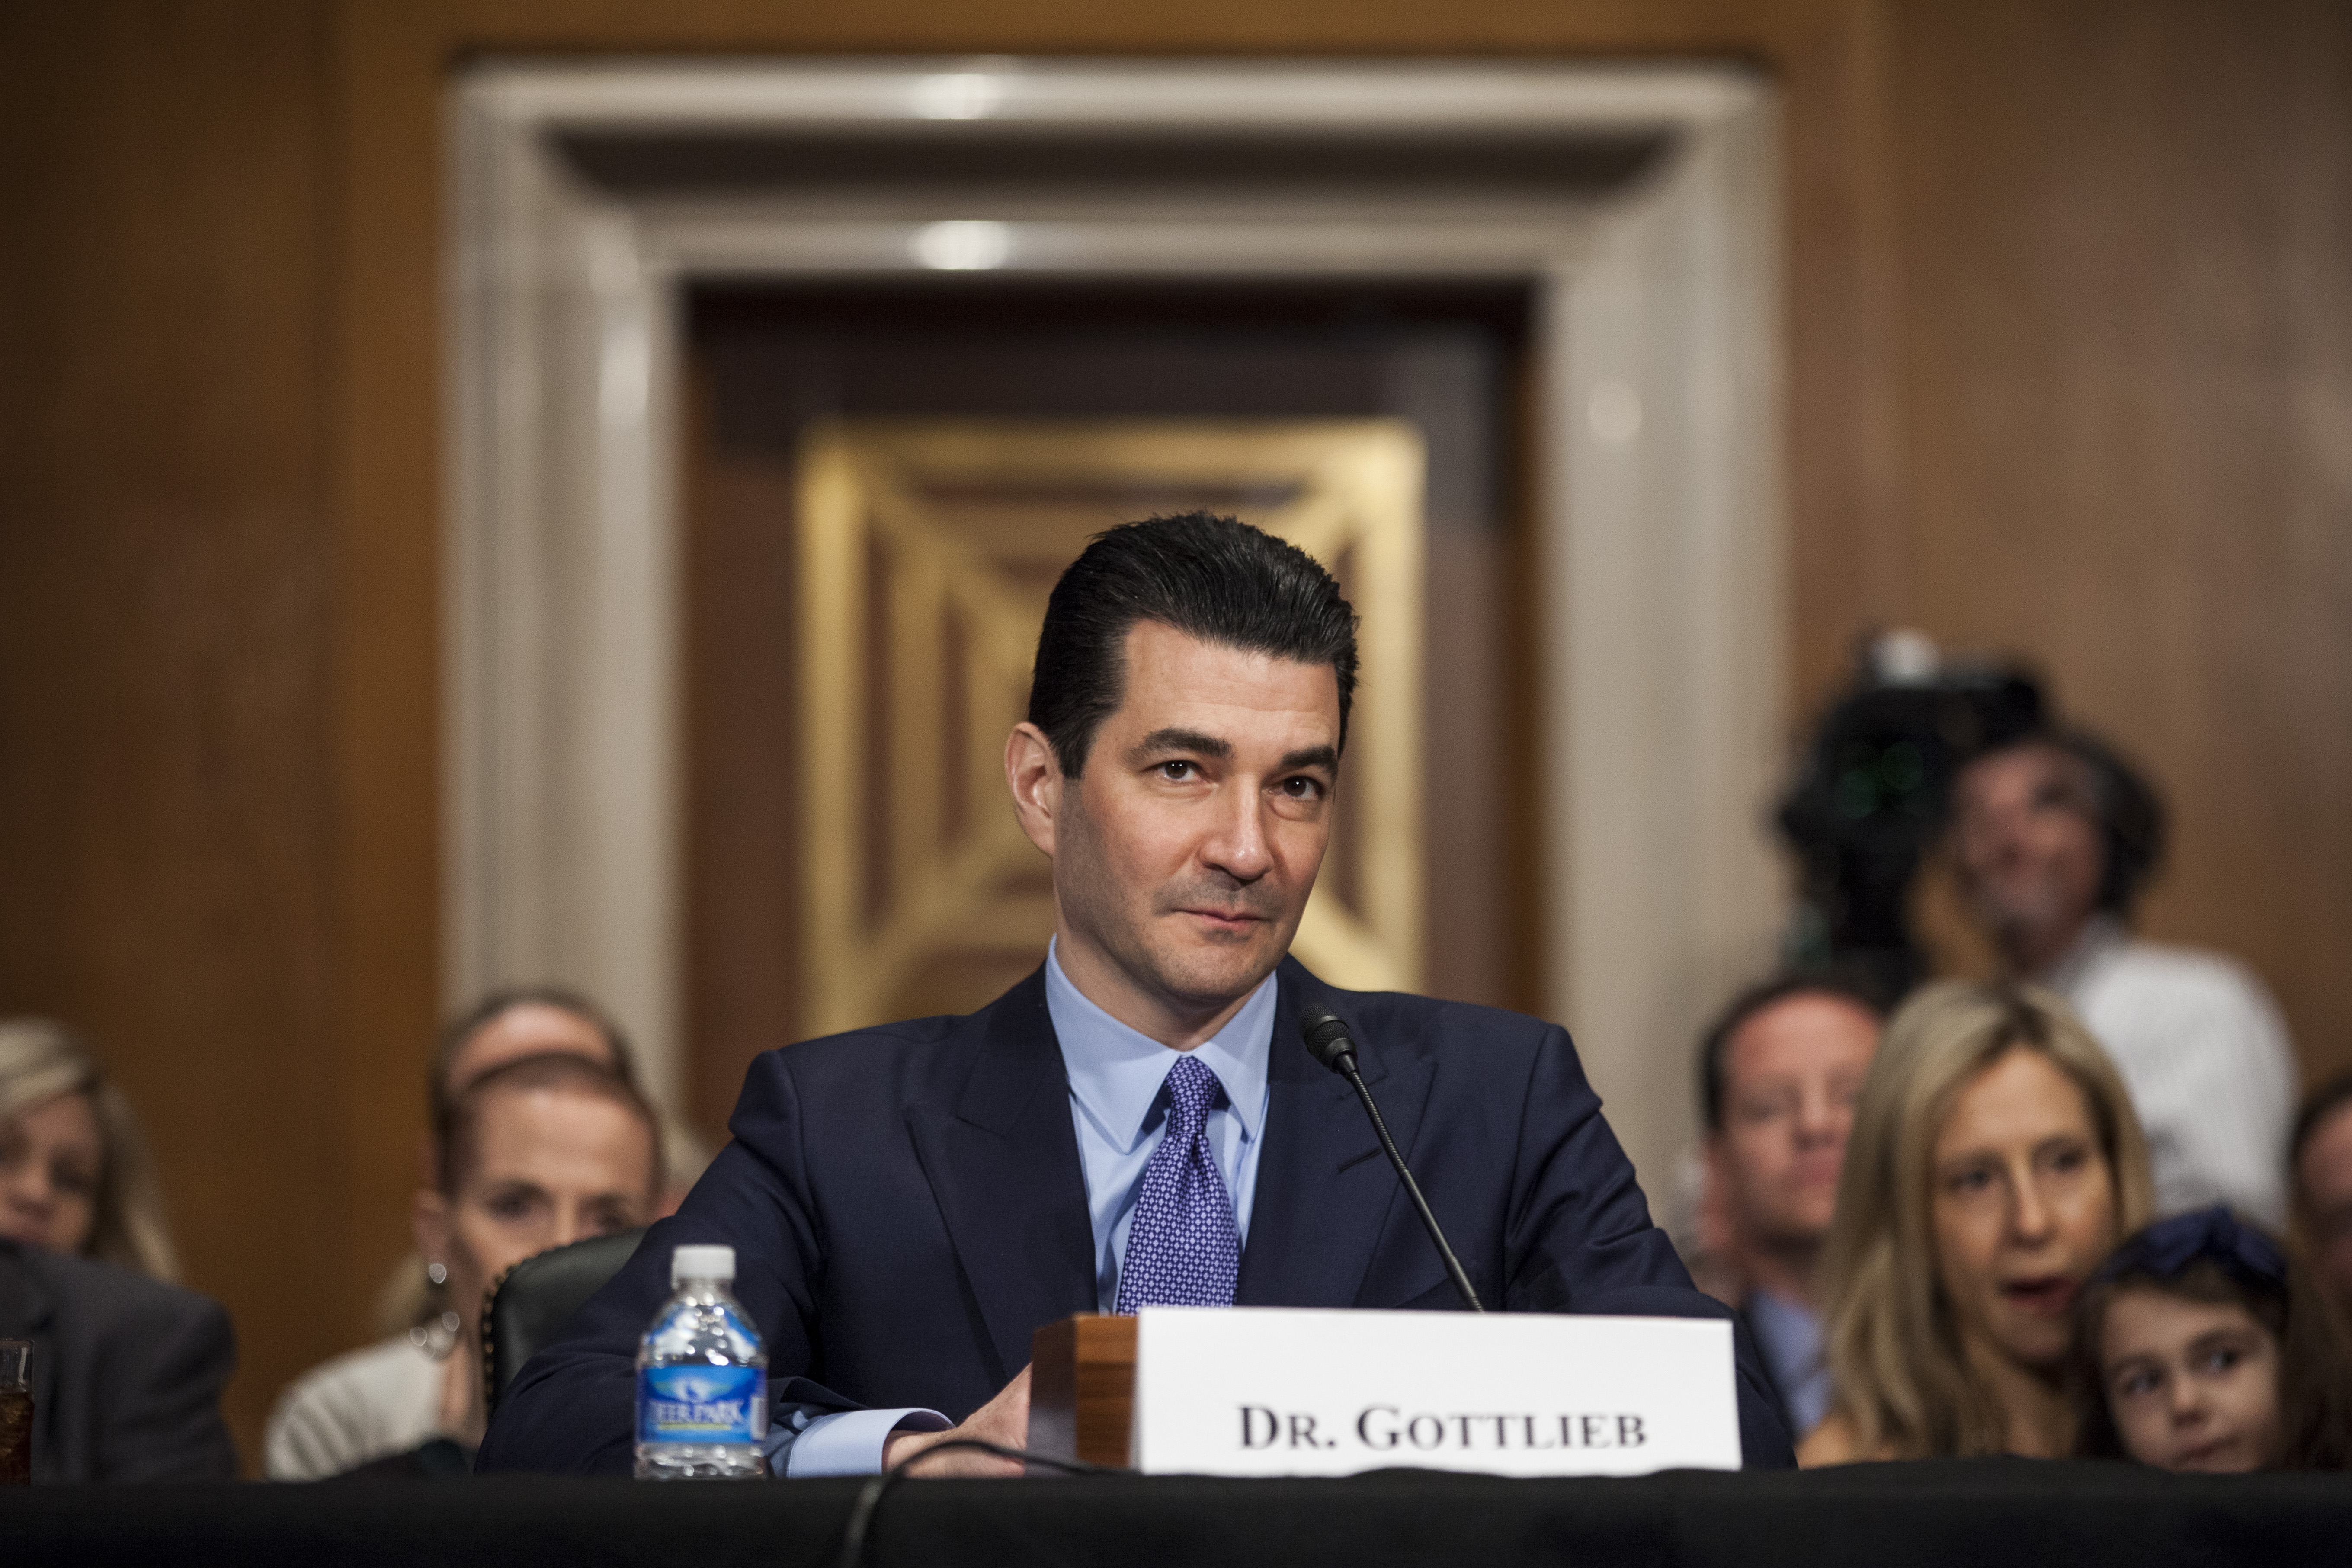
[1279,744,1341,776]
[1128,727,1231,763]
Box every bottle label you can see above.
[638,1364,767,1444]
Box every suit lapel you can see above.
[1237,961,1436,1308]
[0,1244,46,1338]
[905,969,1098,1385]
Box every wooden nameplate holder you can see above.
[1027,1314,1137,1468]
[1028,1308,1743,1476]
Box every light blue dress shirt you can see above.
[1045,937,1275,1310]
[1746,1287,1830,1437]
[779,940,1275,1476]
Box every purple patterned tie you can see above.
[1114,1054,1240,1312]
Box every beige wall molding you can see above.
[446,57,1784,1196]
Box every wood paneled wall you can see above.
[0,3,345,1469]
[1892,0,2352,1096]
[1,0,2345,1468]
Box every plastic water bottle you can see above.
[634,1244,769,1479]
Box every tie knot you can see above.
[1163,1053,1223,1124]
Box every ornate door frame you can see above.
[446,58,1784,1194]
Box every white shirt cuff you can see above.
[782,1407,952,1477]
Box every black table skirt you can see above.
[6,1460,2349,1567]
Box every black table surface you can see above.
[6,1460,2349,1567]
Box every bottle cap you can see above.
[670,1244,736,1286]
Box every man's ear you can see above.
[1005,721,1066,858]
[1699,1132,1737,1256]
[413,1186,453,1268]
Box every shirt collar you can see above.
[1744,1286,1816,1343]
[1044,937,1275,1153]
[2036,912,2127,996]
[1742,1287,1822,1382]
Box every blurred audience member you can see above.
[439,988,628,1097]
[265,1054,660,1478]
[1,1019,231,1480]
[1695,973,1884,1437]
[1803,983,2152,1464]
[2072,1206,2352,1472]
[1948,728,2295,1225]
[369,988,712,1341]
[2291,1071,2352,1319]
[0,1238,237,1481]
[0,1018,181,1281]
[438,987,711,1206]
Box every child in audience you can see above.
[2072,1206,2352,1471]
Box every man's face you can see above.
[1708,993,1880,1254]
[1950,743,2106,960]
[1009,619,1339,1039]
[2295,1102,2352,1318]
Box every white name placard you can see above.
[1130,1307,1740,1477]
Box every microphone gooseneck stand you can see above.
[837,1011,1485,1568]
[1299,1007,1485,1313]
[837,1440,1111,1568]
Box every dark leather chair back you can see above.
[481,1228,645,1416]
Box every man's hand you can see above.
[882,1365,1031,1477]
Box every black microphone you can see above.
[1300,1007,1485,1312]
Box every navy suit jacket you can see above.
[478,960,1794,1471]
[0,1238,239,1482]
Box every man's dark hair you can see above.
[433,986,638,1109]
[2293,1070,2352,1177]
[1962,726,2167,919]
[1697,969,1888,1133]
[1026,512,1359,777]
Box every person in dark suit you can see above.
[0,1236,237,1481]
[478,512,1795,1477]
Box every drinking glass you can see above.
[0,1339,30,1484]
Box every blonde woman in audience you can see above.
[266,1052,661,1477]
[1801,982,2153,1463]
[0,1016,180,1282]
[0,1017,238,1480]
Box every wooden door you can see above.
[683,281,1537,1132]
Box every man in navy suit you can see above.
[478,512,1794,1476]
